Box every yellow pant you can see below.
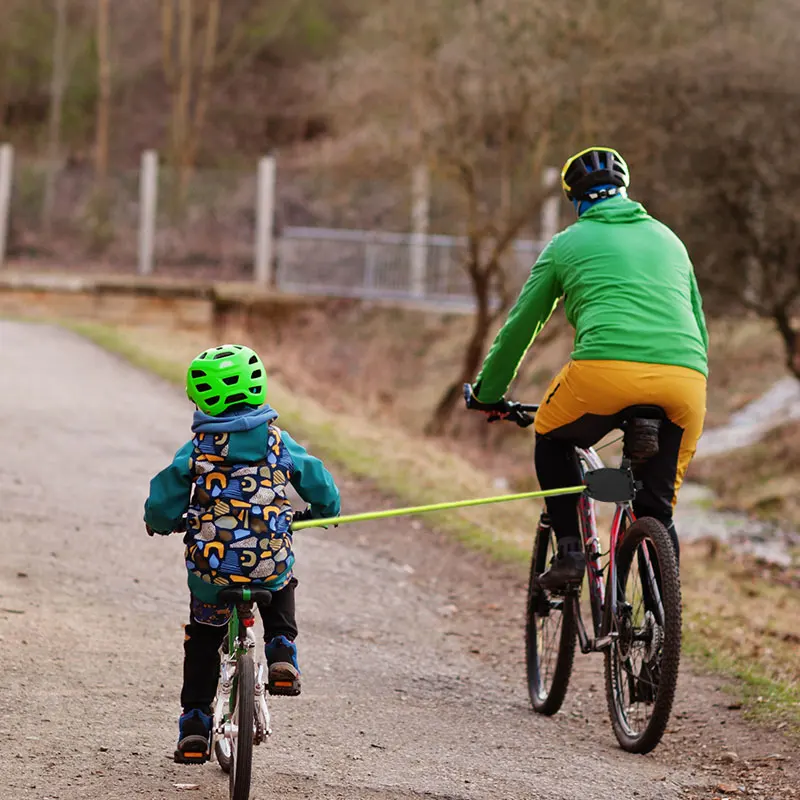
[535,360,707,509]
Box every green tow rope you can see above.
[291,485,586,531]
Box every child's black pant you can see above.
[181,577,298,712]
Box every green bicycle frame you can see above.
[226,587,253,713]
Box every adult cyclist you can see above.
[465,147,708,589]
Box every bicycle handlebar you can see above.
[463,383,538,428]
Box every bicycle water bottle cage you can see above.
[622,406,664,466]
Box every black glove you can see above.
[463,383,535,427]
[464,383,513,419]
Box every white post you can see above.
[0,144,13,269]
[540,166,560,242]
[138,150,159,276]
[254,156,277,286]
[410,162,430,297]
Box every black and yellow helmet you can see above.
[561,146,630,202]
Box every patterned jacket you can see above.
[144,404,340,603]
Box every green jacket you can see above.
[475,196,709,403]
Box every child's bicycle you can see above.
[472,391,681,754]
[209,585,274,800]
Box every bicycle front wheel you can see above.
[525,517,577,715]
[229,652,256,800]
[604,517,681,753]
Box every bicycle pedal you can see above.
[268,679,301,696]
[174,735,210,764]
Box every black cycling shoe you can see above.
[537,538,586,591]
[174,708,212,764]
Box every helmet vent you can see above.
[251,369,262,379]
[222,375,239,386]
[214,350,235,359]
[195,382,211,392]
[226,392,247,405]
[248,355,259,364]
[191,369,207,378]
[206,395,220,406]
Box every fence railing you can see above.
[277,226,544,308]
[0,145,556,309]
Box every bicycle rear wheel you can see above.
[604,517,681,753]
[525,516,577,715]
[229,652,256,800]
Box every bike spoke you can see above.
[537,601,564,691]
[613,541,662,735]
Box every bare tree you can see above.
[41,0,69,235]
[333,0,577,433]
[161,0,221,207]
[94,0,111,190]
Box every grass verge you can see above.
[61,319,800,730]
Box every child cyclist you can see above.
[144,344,341,764]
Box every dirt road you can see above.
[1,321,796,800]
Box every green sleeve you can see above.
[282,431,342,518]
[689,270,709,353]
[474,241,562,403]
[144,440,194,533]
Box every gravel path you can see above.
[1,321,797,800]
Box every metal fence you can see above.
[277,226,544,308]
[0,145,554,309]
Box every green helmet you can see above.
[186,344,267,415]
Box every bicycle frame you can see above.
[213,602,272,755]
[571,446,665,655]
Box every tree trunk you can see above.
[425,267,493,435]
[174,0,193,206]
[773,305,800,380]
[183,0,220,193]
[41,0,68,236]
[94,0,111,191]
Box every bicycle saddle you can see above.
[217,585,274,606]
[621,405,665,421]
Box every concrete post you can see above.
[410,163,430,297]
[0,144,13,268]
[254,156,277,286]
[540,166,560,242]
[137,149,159,275]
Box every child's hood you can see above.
[191,403,278,434]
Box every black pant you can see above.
[534,415,682,561]
[181,577,298,712]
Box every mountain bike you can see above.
[210,586,274,800]
[466,387,681,754]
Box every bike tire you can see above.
[215,731,232,774]
[604,516,681,754]
[525,519,577,715]
[229,652,256,800]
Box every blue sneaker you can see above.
[265,635,301,696]
[174,708,212,764]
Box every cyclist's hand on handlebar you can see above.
[463,383,535,428]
